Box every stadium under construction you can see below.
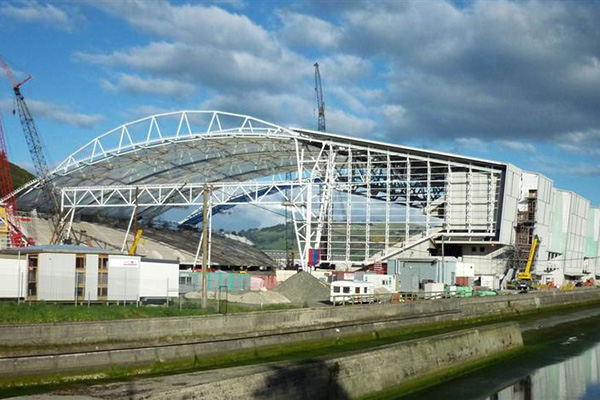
[4,110,597,289]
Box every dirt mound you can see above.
[183,290,290,305]
[228,291,291,305]
[273,271,330,305]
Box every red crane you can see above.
[0,56,37,247]
[0,110,30,246]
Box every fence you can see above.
[330,288,489,306]
[179,272,278,294]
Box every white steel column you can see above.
[304,182,313,270]
[365,150,372,259]
[446,165,452,231]
[64,208,76,242]
[207,205,213,267]
[314,147,335,250]
[385,153,391,252]
[405,158,411,242]
[467,166,473,233]
[426,160,431,234]
[345,148,352,261]
[121,206,137,252]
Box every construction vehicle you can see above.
[0,55,67,244]
[515,234,539,291]
[128,228,143,256]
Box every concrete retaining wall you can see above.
[0,310,460,377]
[90,322,524,400]
[0,288,598,348]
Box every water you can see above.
[489,340,600,400]
[402,317,600,400]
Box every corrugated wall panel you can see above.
[499,164,521,244]
[86,254,99,301]
[107,255,140,301]
[0,256,26,298]
[139,261,179,298]
[38,253,76,301]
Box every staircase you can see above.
[366,228,444,263]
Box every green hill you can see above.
[9,162,35,190]
[237,223,295,251]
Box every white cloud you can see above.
[201,91,314,128]
[0,1,83,32]
[0,98,103,129]
[78,0,600,152]
[102,74,196,98]
[95,1,275,54]
[381,104,408,127]
[452,137,489,153]
[496,140,536,152]
[556,129,600,156]
[277,11,343,49]
[326,108,377,137]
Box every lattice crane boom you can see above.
[314,62,326,132]
[0,54,65,244]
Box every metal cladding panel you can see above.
[584,208,600,273]
[499,164,521,244]
[548,190,567,254]
[107,255,140,301]
[85,254,99,301]
[447,172,496,231]
[139,261,179,298]
[563,192,589,276]
[597,210,600,275]
[521,172,553,273]
[0,256,26,298]
[38,253,76,301]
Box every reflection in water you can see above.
[489,340,600,400]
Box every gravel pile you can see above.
[228,291,291,305]
[273,271,330,305]
[183,290,290,305]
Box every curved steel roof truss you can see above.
[17,111,507,267]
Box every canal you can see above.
[396,315,600,400]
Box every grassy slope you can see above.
[9,162,35,190]
[237,223,295,251]
[0,301,297,324]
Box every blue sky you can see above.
[1,0,600,218]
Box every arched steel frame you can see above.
[15,111,507,268]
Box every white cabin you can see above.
[330,280,374,304]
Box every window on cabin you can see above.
[333,286,340,293]
[343,287,350,293]
[75,255,85,269]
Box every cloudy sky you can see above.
[1,0,600,223]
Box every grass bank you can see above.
[0,300,298,324]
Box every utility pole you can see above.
[201,184,209,309]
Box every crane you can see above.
[516,234,539,291]
[314,62,326,132]
[0,110,31,247]
[0,55,66,245]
